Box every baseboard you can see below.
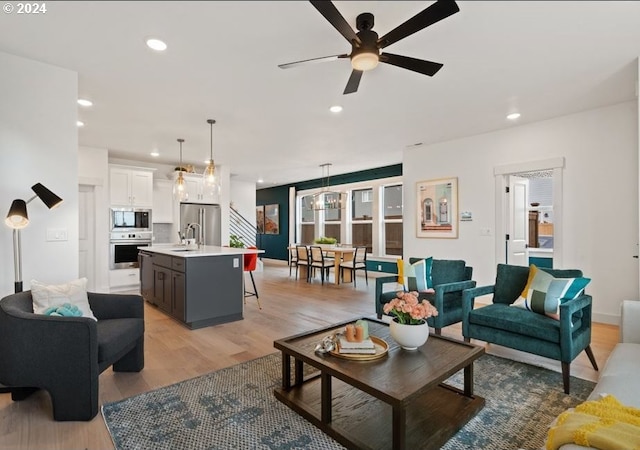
[592,312,619,326]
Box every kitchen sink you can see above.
[172,248,198,252]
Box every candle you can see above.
[345,324,356,342]
[354,325,364,342]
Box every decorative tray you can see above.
[329,336,389,361]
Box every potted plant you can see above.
[314,236,337,245]
[229,235,245,248]
[383,291,438,350]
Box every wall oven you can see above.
[110,231,152,270]
[110,208,152,232]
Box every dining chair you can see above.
[339,246,368,287]
[309,245,334,285]
[295,245,310,281]
[288,244,299,277]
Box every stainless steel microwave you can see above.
[110,208,152,231]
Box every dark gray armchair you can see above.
[0,291,145,421]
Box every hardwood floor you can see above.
[0,260,619,449]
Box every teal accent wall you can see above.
[256,164,402,260]
[529,256,553,268]
[367,259,398,274]
[255,185,291,261]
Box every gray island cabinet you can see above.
[139,245,261,329]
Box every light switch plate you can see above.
[46,228,68,241]
[233,258,239,268]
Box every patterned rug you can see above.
[102,353,594,450]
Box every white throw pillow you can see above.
[30,278,97,321]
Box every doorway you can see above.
[494,157,564,268]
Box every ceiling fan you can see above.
[278,0,460,95]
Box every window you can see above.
[300,195,315,244]
[352,188,373,252]
[352,188,372,220]
[383,185,403,256]
[296,176,402,258]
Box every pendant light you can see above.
[173,138,187,201]
[306,163,347,211]
[202,119,221,196]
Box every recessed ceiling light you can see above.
[76,120,85,127]
[257,178,264,183]
[507,112,521,120]
[146,38,167,52]
[150,151,160,157]
[329,105,343,113]
[77,98,93,107]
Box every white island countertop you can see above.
[143,244,264,258]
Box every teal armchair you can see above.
[462,263,598,394]
[375,258,475,335]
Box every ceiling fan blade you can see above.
[278,54,348,69]
[380,53,443,76]
[310,0,361,45]
[343,70,363,95]
[377,0,459,49]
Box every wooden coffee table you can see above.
[273,317,485,450]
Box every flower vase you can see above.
[389,318,429,350]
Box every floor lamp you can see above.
[2,183,62,396]
[4,183,63,293]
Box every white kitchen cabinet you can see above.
[152,179,174,223]
[110,166,154,207]
[109,268,140,291]
[171,171,219,204]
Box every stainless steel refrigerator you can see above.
[180,203,221,246]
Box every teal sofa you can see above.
[375,258,475,335]
[462,264,598,394]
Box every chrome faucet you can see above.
[186,223,202,247]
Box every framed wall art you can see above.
[256,206,265,234]
[264,204,279,235]
[416,177,458,239]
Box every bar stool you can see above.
[243,247,261,309]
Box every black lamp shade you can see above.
[31,183,63,209]
[5,199,29,229]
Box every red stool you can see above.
[243,247,261,309]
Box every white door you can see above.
[79,185,96,291]
[507,176,529,266]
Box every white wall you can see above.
[404,101,638,324]
[230,179,257,227]
[78,146,110,292]
[0,51,78,295]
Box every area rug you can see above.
[102,353,594,450]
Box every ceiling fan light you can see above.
[351,52,379,71]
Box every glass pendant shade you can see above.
[202,119,221,196]
[5,199,29,229]
[173,172,187,202]
[174,138,187,201]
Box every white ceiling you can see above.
[1,1,638,186]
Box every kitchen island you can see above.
[139,245,263,329]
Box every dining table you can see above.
[289,245,356,285]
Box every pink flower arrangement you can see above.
[383,291,438,325]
